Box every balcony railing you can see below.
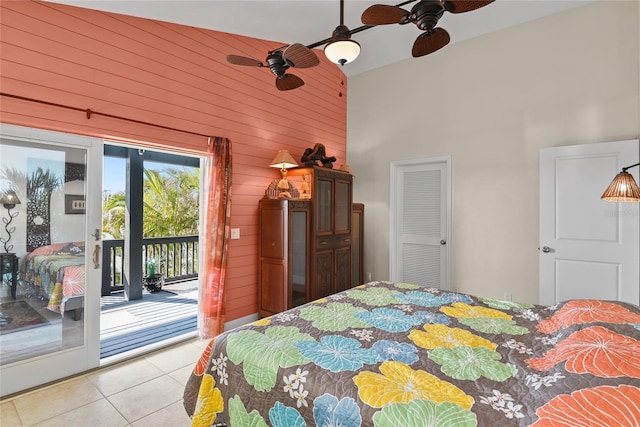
[102,235,199,296]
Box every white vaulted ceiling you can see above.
[47,0,592,76]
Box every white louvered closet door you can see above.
[390,158,450,289]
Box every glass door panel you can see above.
[291,210,307,307]
[335,181,350,233]
[316,179,332,233]
[0,124,102,396]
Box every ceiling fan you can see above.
[227,0,360,90]
[362,0,495,57]
[227,43,320,91]
[226,0,488,91]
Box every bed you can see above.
[24,241,85,320]
[183,281,640,427]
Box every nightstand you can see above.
[0,253,19,300]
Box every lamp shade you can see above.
[324,39,360,66]
[0,190,21,206]
[601,171,640,202]
[269,150,298,170]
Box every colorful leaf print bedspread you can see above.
[182,281,640,426]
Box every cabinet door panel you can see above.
[334,247,351,293]
[291,210,308,306]
[314,251,333,299]
[261,208,286,258]
[260,262,287,315]
[316,179,333,234]
[352,204,364,286]
[259,199,310,317]
[335,180,351,233]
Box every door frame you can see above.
[389,156,451,288]
[102,144,201,301]
[0,124,103,396]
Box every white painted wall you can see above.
[347,1,640,304]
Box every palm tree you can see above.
[102,192,126,239]
[11,167,62,251]
[143,167,199,238]
[101,167,199,239]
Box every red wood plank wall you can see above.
[0,0,348,322]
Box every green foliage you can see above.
[143,167,200,237]
[102,166,200,239]
[102,192,126,238]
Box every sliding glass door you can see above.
[0,124,102,396]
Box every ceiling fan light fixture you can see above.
[324,37,361,66]
[324,1,360,66]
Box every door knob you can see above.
[541,246,551,253]
[440,240,446,245]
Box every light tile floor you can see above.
[0,337,210,426]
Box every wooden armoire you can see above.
[258,166,362,317]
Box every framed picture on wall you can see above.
[65,194,85,214]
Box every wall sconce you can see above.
[601,162,640,202]
[269,150,298,198]
[0,190,22,253]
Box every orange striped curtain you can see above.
[198,136,232,339]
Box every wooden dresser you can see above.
[258,166,362,317]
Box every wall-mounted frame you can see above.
[65,194,85,214]
[65,162,86,182]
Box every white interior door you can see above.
[539,140,639,306]
[390,157,450,289]
[0,124,102,396]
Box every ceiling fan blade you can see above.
[283,43,320,68]
[275,74,304,91]
[361,4,409,25]
[444,0,494,14]
[412,27,450,57]
[227,54,263,67]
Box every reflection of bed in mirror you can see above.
[24,242,85,320]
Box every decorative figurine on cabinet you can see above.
[301,143,336,168]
